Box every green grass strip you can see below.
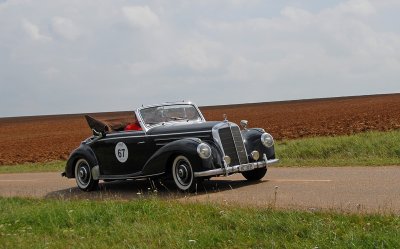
[0,197,399,248]
[276,130,400,167]
[0,161,64,174]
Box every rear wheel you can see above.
[172,155,196,192]
[75,158,98,191]
[242,167,267,181]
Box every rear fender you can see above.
[141,138,204,176]
[65,144,99,178]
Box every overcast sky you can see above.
[0,0,399,117]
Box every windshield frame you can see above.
[135,102,206,132]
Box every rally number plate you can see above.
[239,164,254,172]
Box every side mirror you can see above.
[240,120,248,129]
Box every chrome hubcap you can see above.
[79,168,87,178]
[77,163,90,185]
[176,161,190,186]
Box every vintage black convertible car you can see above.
[62,102,279,191]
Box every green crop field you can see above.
[0,197,399,248]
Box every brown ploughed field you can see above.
[1,94,400,165]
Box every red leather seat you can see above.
[124,121,142,131]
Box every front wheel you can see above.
[75,158,98,191]
[172,155,196,192]
[242,167,267,181]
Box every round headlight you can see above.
[261,133,274,148]
[223,155,231,165]
[251,150,260,160]
[197,143,211,159]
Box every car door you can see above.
[90,131,152,176]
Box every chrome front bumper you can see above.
[194,155,279,178]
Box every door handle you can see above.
[137,141,146,144]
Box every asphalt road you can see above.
[1,166,399,214]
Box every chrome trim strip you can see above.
[135,109,148,133]
[100,135,146,141]
[105,132,145,138]
[151,131,210,138]
[99,172,164,180]
[98,131,211,142]
[194,158,279,178]
[150,131,210,137]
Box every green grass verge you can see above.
[0,197,399,248]
[276,130,400,167]
[0,161,64,174]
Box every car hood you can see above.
[146,121,222,135]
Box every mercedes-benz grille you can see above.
[217,126,248,166]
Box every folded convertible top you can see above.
[84,115,110,134]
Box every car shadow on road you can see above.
[45,178,266,201]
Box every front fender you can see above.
[242,128,275,160]
[141,138,207,176]
[65,143,99,178]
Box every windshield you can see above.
[139,104,203,127]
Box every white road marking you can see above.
[267,179,332,182]
[0,179,38,182]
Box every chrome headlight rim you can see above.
[197,143,212,159]
[261,133,274,148]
